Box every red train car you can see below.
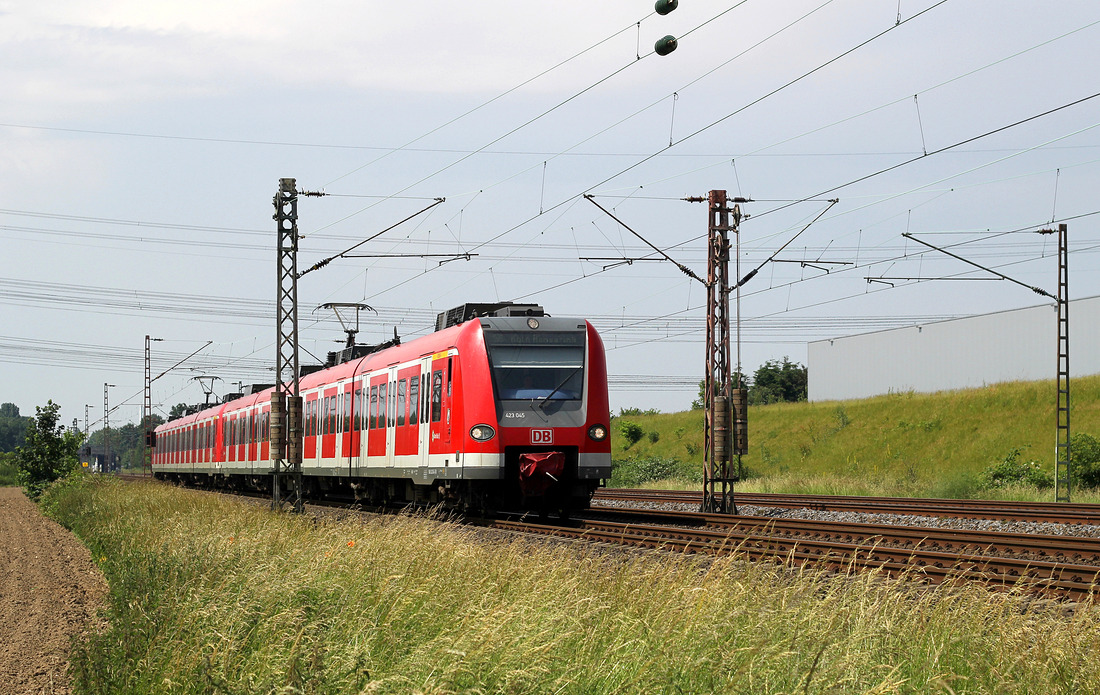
[153,314,612,514]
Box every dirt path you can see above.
[0,487,107,694]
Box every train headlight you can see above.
[470,424,496,442]
[587,424,608,441]
[527,318,540,329]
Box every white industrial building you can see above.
[808,295,1100,402]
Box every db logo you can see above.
[531,429,553,444]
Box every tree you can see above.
[168,402,190,420]
[749,357,807,405]
[691,372,748,410]
[16,401,84,499]
[0,403,31,452]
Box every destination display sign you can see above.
[484,331,584,347]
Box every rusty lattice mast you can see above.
[702,190,747,514]
[272,178,304,512]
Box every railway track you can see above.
[497,511,1100,600]
[594,488,1100,525]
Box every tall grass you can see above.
[48,476,1100,694]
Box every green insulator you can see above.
[654,35,678,56]
[655,0,678,15]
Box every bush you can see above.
[619,420,644,447]
[15,401,84,499]
[978,447,1053,490]
[1071,433,1100,489]
[619,407,660,416]
[647,431,660,444]
[610,457,682,487]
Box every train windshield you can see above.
[485,330,585,401]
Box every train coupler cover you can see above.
[518,451,564,496]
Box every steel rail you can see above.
[594,488,1100,524]
[584,506,1100,564]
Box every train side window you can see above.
[344,390,352,433]
[397,380,407,426]
[369,386,378,429]
[409,376,419,424]
[431,370,443,423]
[321,398,329,436]
[378,383,387,429]
[423,373,429,422]
[389,381,397,427]
[353,388,362,432]
[447,357,453,398]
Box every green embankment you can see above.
[612,375,1100,499]
[44,476,1100,694]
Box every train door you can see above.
[367,375,386,464]
[351,378,366,475]
[214,416,223,465]
[247,409,257,468]
[227,414,237,464]
[304,394,318,461]
[429,357,451,451]
[342,382,354,474]
[394,372,410,459]
[260,406,270,462]
[236,411,248,465]
[321,388,337,461]
[385,367,398,468]
[418,357,432,467]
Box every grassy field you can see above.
[44,475,1100,694]
[611,375,1100,500]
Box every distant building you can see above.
[808,295,1100,402]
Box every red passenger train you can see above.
[153,312,612,514]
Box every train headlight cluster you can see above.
[470,424,496,442]
[587,424,608,441]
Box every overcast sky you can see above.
[3,0,1099,427]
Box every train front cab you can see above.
[467,316,612,514]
